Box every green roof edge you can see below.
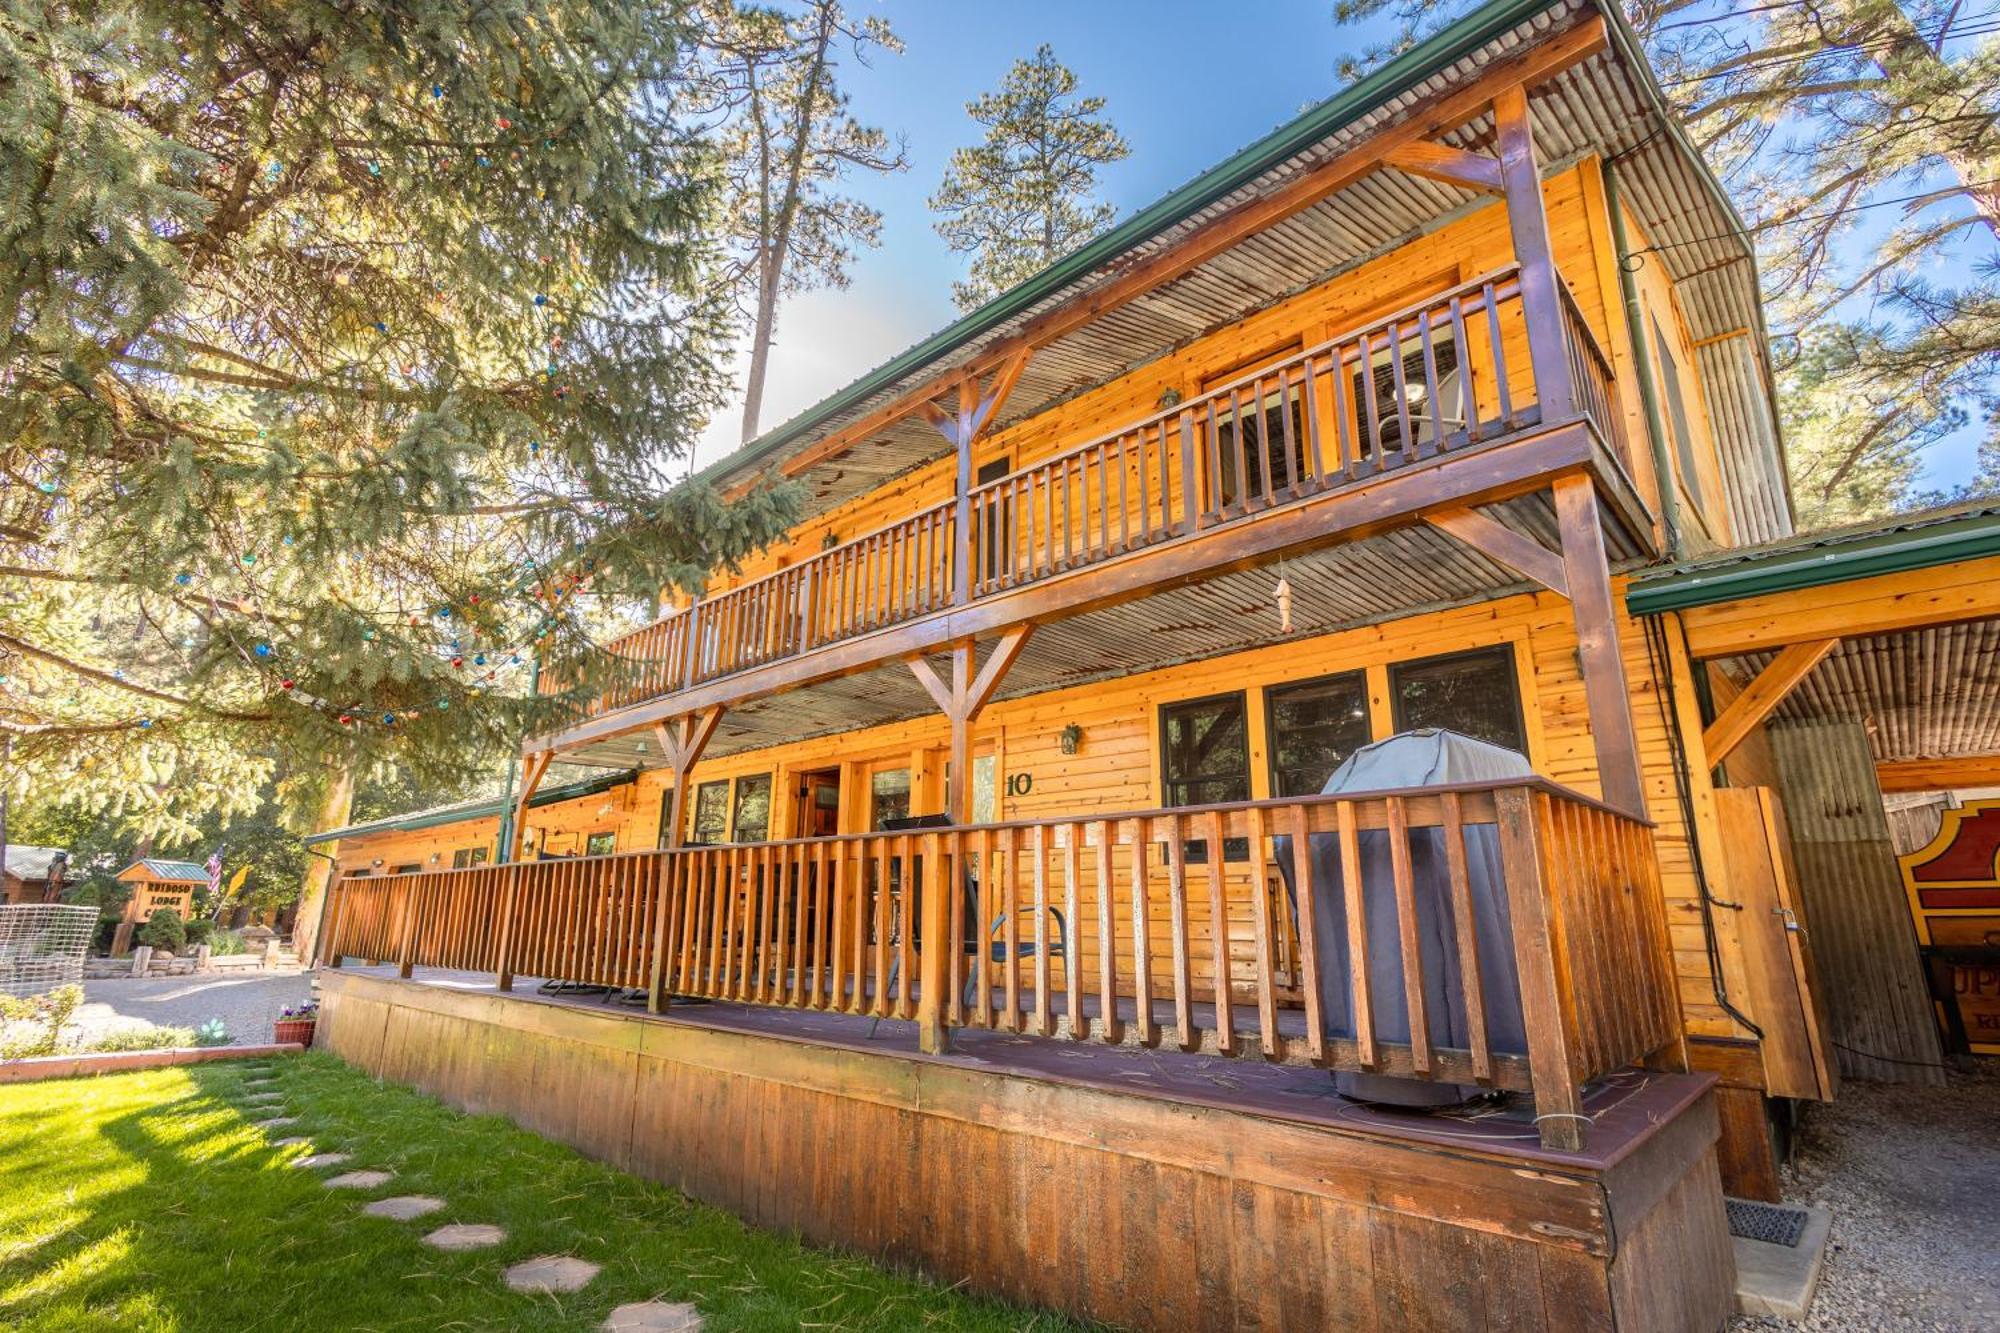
[304,769,636,845]
[1626,509,2000,616]
[696,0,1573,491]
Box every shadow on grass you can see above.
[0,1055,1085,1332]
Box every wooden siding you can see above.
[317,969,1734,1333]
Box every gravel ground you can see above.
[70,972,313,1047]
[1733,1060,2000,1332]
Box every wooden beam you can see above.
[904,653,956,716]
[1494,83,1576,422]
[1425,506,1568,598]
[1554,475,1645,816]
[1876,754,2000,793]
[507,751,554,861]
[1703,638,1840,767]
[1676,553,2000,658]
[1385,140,1503,193]
[965,625,1033,717]
[721,16,1608,498]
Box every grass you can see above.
[0,1054,1076,1331]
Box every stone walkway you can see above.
[77,973,311,1046]
[228,1059,703,1331]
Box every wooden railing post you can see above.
[321,879,347,969]
[1177,408,1198,531]
[1494,786,1587,1151]
[647,851,679,1013]
[495,863,523,992]
[394,878,418,980]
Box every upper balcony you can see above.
[534,264,1649,759]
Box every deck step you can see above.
[1730,1200,1831,1321]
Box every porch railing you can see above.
[541,264,1629,726]
[320,778,1679,1149]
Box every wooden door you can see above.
[793,769,841,839]
[1717,786,1839,1101]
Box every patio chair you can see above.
[867,875,1068,1037]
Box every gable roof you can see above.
[2,846,69,882]
[118,858,208,884]
[302,768,637,845]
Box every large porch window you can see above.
[731,774,773,842]
[1388,645,1526,754]
[691,780,730,844]
[1161,691,1251,861]
[1265,671,1372,796]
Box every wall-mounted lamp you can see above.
[428,852,441,865]
[370,858,384,869]
[1157,387,1183,410]
[1059,723,1084,756]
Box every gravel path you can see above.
[1734,1061,2000,1332]
[72,973,312,1047]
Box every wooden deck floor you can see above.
[338,964,1700,1172]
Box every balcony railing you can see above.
[544,264,1626,727]
[320,778,1679,1149]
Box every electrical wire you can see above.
[1653,12,2000,87]
[1619,177,2000,264]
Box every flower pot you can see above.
[274,1018,316,1047]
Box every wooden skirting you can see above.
[318,971,1733,1332]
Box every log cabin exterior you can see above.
[296,2,1967,1325]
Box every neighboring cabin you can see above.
[0,846,69,906]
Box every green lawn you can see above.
[0,1054,1073,1331]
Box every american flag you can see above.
[205,849,223,898]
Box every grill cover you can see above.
[1275,729,1531,1106]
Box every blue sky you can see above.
[690,0,1373,468]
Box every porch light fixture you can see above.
[1157,387,1183,410]
[370,858,384,868]
[1059,723,1084,755]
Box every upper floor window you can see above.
[1388,646,1526,754]
[1266,671,1371,797]
[1650,311,1706,516]
[731,774,773,843]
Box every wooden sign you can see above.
[1897,797,2000,1055]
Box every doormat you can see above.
[1726,1198,1810,1248]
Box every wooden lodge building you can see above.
[305,2,1998,1326]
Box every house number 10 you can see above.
[1006,773,1033,797]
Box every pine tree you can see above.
[700,1,906,443]
[1,0,802,837]
[1331,0,2000,526]
[929,45,1129,312]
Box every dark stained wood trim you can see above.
[1386,140,1505,193]
[1555,474,1646,817]
[1701,638,1839,766]
[1426,505,1569,598]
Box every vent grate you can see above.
[1726,1198,1809,1248]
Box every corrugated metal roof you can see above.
[120,859,208,883]
[1627,501,2000,615]
[2,846,68,881]
[304,769,637,845]
[700,0,1785,540]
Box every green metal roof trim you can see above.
[121,859,208,882]
[699,0,1600,491]
[303,769,637,845]
[1626,504,2000,616]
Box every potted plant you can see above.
[274,1000,318,1047]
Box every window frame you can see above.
[1263,669,1373,798]
[584,831,617,857]
[690,778,732,845]
[729,772,774,843]
[1158,690,1252,862]
[1386,644,1528,756]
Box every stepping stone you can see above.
[271,1136,311,1148]
[253,1117,297,1130]
[604,1302,703,1332]
[503,1255,600,1294]
[324,1169,393,1190]
[292,1152,349,1170]
[423,1223,506,1251]
[362,1195,445,1221]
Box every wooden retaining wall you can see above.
[318,971,1733,1332]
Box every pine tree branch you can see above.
[0,630,268,722]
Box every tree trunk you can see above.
[291,760,355,965]
[1849,0,2000,235]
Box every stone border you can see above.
[0,1041,304,1084]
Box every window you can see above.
[1214,389,1309,508]
[972,753,997,824]
[1160,692,1251,861]
[450,846,489,869]
[393,864,421,876]
[976,456,1012,580]
[585,831,617,857]
[1389,646,1526,754]
[1266,671,1372,797]
[1651,312,1705,514]
[691,780,731,844]
[731,773,773,843]
[870,768,912,830]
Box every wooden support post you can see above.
[647,706,723,1012]
[1425,505,1569,598]
[1554,475,1646,816]
[322,879,347,969]
[924,350,1030,608]
[1703,638,1839,767]
[507,751,554,862]
[394,879,418,980]
[906,627,1033,1053]
[1495,787,1587,1151]
[495,862,523,992]
[1494,84,1576,422]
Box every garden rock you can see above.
[292,1152,349,1169]
[423,1223,506,1251]
[324,1169,392,1190]
[603,1301,703,1332]
[253,1116,297,1130]
[362,1195,445,1221]
[504,1255,599,1294]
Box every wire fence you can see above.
[0,904,98,997]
